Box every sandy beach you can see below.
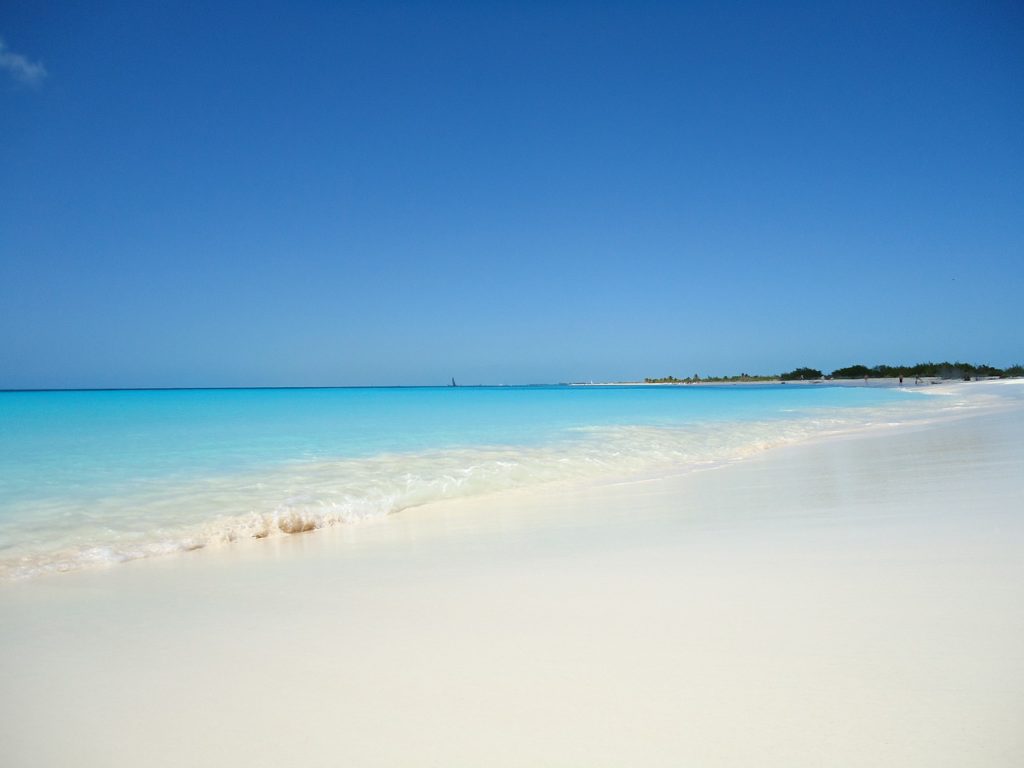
[6,1,1020,764]
[1,381,1022,767]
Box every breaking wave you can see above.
[0,391,986,580]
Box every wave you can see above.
[0,393,981,580]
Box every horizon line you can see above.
[0,384,575,393]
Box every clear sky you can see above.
[2,1,1022,387]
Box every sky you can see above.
[1,1,1022,387]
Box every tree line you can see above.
[816,361,1023,380]
[645,362,1023,384]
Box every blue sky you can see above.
[1,1,1022,387]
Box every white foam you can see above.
[0,387,1009,580]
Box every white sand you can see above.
[1,382,1022,767]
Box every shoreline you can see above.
[572,376,999,386]
[0,379,1013,583]
[0,380,1005,583]
[1,382,1022,766]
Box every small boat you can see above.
[451,377,457,387]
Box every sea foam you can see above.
[1,387,980,581]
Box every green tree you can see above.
[831,364,872,378]
[780,367,823,380]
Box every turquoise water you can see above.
[0,384,927,578]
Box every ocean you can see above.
[0,384,938,579]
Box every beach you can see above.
[1,381,1022,766]
[6,0,1021,763]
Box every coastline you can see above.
[1,381,1022,766]
[0,381,955,581]
[572,376,982,386]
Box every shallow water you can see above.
[0,383,972,578]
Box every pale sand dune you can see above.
[1,383,1022,767]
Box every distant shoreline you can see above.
[571,376,963,387]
